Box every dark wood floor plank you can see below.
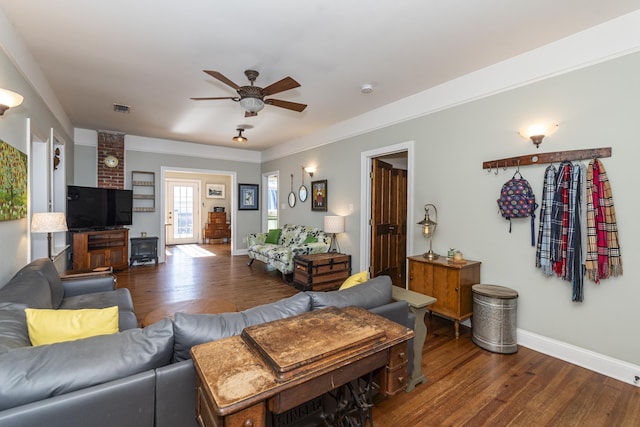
[114,243,640,427]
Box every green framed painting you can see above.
[0,140,28,221]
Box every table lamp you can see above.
[31,212,68,260]
[324,215,344,253]
[417,204,439,260]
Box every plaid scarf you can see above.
[551,162,571,277]
[586,159,622,282]
[568,165,584,301]
[535,164,556,275]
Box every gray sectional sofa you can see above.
[0,258,414,427]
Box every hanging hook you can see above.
[503,161,508,172]
[516,159,520,174]
[494,162,498,175]
[487,163,492,173]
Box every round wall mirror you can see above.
[288,191,296,208]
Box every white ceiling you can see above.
[1,1,639,151]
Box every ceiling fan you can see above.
[191,70,307,117]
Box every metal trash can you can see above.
[472,284,518,354]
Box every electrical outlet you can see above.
[634,375,639,385]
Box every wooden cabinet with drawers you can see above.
[203,212,230,242]
[72,228,129,271]
[407,255,481,337]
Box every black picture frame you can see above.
[238,183,259,210]
[311,180,327,211]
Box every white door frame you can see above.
[159,167,237,258]
[359,141,415,287]
[262,170,279,232]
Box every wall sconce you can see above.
[31,212,68,260]
[232,128,247,143]
[303,166,316,177]
[0,88,24,116]
[417,204,439,260]
[324,215,344,253]
[519,123,558,148]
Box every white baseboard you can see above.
[517,329,640,387]
[233,248,248,256]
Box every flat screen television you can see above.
[66,185,133,231]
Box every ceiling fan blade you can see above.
[262,77,300,96]
[265,98,307,112]
[203,70,240,90]
[190,96,238,101]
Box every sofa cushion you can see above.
[0,303,30,353]
[265,228,281,244]
[14,258,65,308]
[25,306,119,346]
[59,288,134,312]
[172,293,313,362]
[241,293,311,326]
[339,271,369,290]
[59,288,135,331]
[308,275,393,310]
[0,270,52,309]
[0,318,174,411]
[173,311,247,362]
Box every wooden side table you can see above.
[407,255,481,338]
[392,285,436,391]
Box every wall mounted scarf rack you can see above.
[482,147,611,171]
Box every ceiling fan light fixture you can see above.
[232,128,248,143]
[239,97,264,113]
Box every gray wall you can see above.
[262,52,640,367]
[0,48,73,282]
[72,141,261,261]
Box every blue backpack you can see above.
[497,171,538,246]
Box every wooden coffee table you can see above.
[192,306,414,427]
[142,298,237,327]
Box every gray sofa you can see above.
[0,258,414,427]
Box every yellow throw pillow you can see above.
[339,271,369,290]
[25,306,119,346]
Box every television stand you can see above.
[72,228,129,271]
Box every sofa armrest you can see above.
[247,232,267,246]
[61,274,116,297]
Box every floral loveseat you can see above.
[247,224,331,278]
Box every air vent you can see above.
[113,103,131,113]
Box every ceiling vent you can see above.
[113,103,131,113]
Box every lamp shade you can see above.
[324,216,345,234]
[31,212,68,233]
[239,97,264,113]
[0,88,23,115]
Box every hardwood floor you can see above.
[115,243,640,427]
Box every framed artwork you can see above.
[206,183,225,199]
[311,180,327,211]
[239,183,259,210]
[0,140,28,221]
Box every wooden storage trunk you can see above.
[293,253,351,291]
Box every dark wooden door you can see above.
[370,158,407,286]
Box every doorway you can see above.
[360,142,414,288]
[370,156,408,287]
[263,171,279,231]
[165,180,200,245]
